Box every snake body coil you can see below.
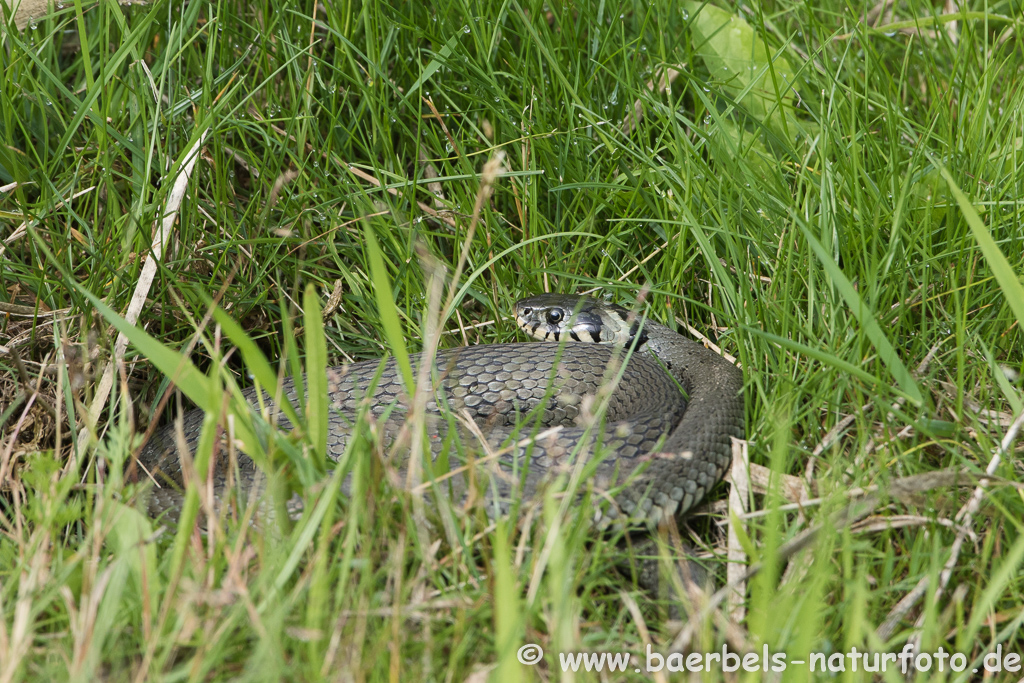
[138,294,744,525]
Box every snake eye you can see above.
[521,307,532,316]
[546,309,564,325]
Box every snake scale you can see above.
[136,294,745,526]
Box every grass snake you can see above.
[137,294,745,526]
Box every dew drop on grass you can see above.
[704,115,712,124]
[462,25,470,33]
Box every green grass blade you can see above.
[962,529,1024,646]
[73,285,265,466]
[211,305,302,429]
[363,224,414,391]
[796,223,924,405]
[303,283,328,469]
[401,33,460,108]
[74,286,214,409]
[741,325,922,404]
[939,164,1024,333]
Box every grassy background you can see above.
[2,0,1024,680]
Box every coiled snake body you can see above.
[138,294,745,525]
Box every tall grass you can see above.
[1,0,1023,680]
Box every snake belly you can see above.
[137,295,744,525]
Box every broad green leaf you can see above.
[709,117,778,182]
[107,502,160,613]
[907,167,951,225]
[684,1,799,142]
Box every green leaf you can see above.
[707,117,778,182]
[683,1,799,141]
[867,12,1016,35]
[107,502,160,612]
[271,462,346,600]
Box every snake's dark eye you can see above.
[546,309,563,325]
[521,307,532,316]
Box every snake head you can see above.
[514,294,639,345]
